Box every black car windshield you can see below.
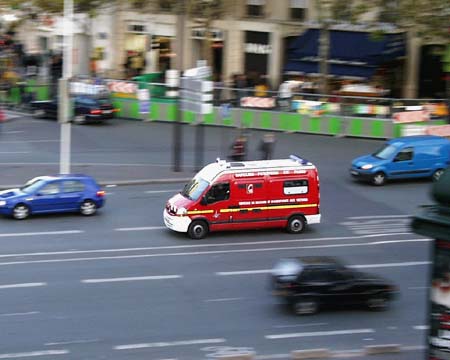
[372,144,397,160]
[181,176,209,201]
[20,179,46,194]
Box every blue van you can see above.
[350,135,450,186]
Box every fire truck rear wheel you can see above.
[287,215,305,234]
[188,220,209,239]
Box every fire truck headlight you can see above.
[361,164,373,170]
[177,207,187,216]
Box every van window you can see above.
[205,182,230,204]
[181,176,209,201]
[394,147,413,162]
[373,144,397,160]
[284,179,308,195]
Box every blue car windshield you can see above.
[20,179,46,194]
[181,176,209,201]
[373,144,397,160]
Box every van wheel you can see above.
[188,220,209,239]
[432,169,444,182]
[286,216,305,234]
[372,172,386,186]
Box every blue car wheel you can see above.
[13,204,30,220]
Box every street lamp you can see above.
[59,0,74,174]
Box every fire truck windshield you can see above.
[181,176,209,201]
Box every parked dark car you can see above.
[271,256,398,315]
[31,94,117,124]
[0,174,105,220]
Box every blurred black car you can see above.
[271,256,397,315]
[31,94,117,125]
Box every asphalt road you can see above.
[0,115,435,359]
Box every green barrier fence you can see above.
[8,82,445,140]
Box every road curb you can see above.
[291,349,331,359]
[364,344,402,355]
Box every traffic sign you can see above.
[180,78,213,92]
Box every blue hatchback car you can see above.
[350,135,450,186]
[0,174,105,219]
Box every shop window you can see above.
[246,0,265,17]
[283,179,308,195]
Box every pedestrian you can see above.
[0,107,5,134]
[259,133,276,160]
[229,134,247,161]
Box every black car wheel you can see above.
[286,215,305,234]
[188,220,209,239]
[80,200,97,216]
[293,298,319,315]
[32,108,45,118]
[367,295,388,311]
[73,115,86,125]
[13,204,30,220]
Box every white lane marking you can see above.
[273,323,327,329]
[115,226,166,231]
[402,345,426,351]
[204,297,244,302]
[347,215,410,219]
[0,230,83,238]
[0,140,59,143]
[0,282,46,289]
[0,232,418,259]
[105,184,117,188]
[81,275,182,283]
[265,328,375,340]
[0,238,431,267]
[45,339,99,346]
[114,338,226,350]
[2,131,24,134]
[216,260,431,276]
[413,325,429,330]
[0,311,40,317]
[0,350,69,358]
[0,151,31,154]
[145,190,179,194]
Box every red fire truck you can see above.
[164,155,321,239]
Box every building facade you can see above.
[14,0,444,98]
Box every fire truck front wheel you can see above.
[188,220,209,239]
[286,215,306,234]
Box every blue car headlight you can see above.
[0,200,7,206]
[361,164,374,170]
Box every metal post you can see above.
[195,114,205,172]
[59,0,73,174]
[173,0,186,172]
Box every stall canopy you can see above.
[284,29,405,78]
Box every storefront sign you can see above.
[240,97,276,109]
[429,239,450,359]
[426,125,450,138]
[245,43,272,54]
[107,81,138,95]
